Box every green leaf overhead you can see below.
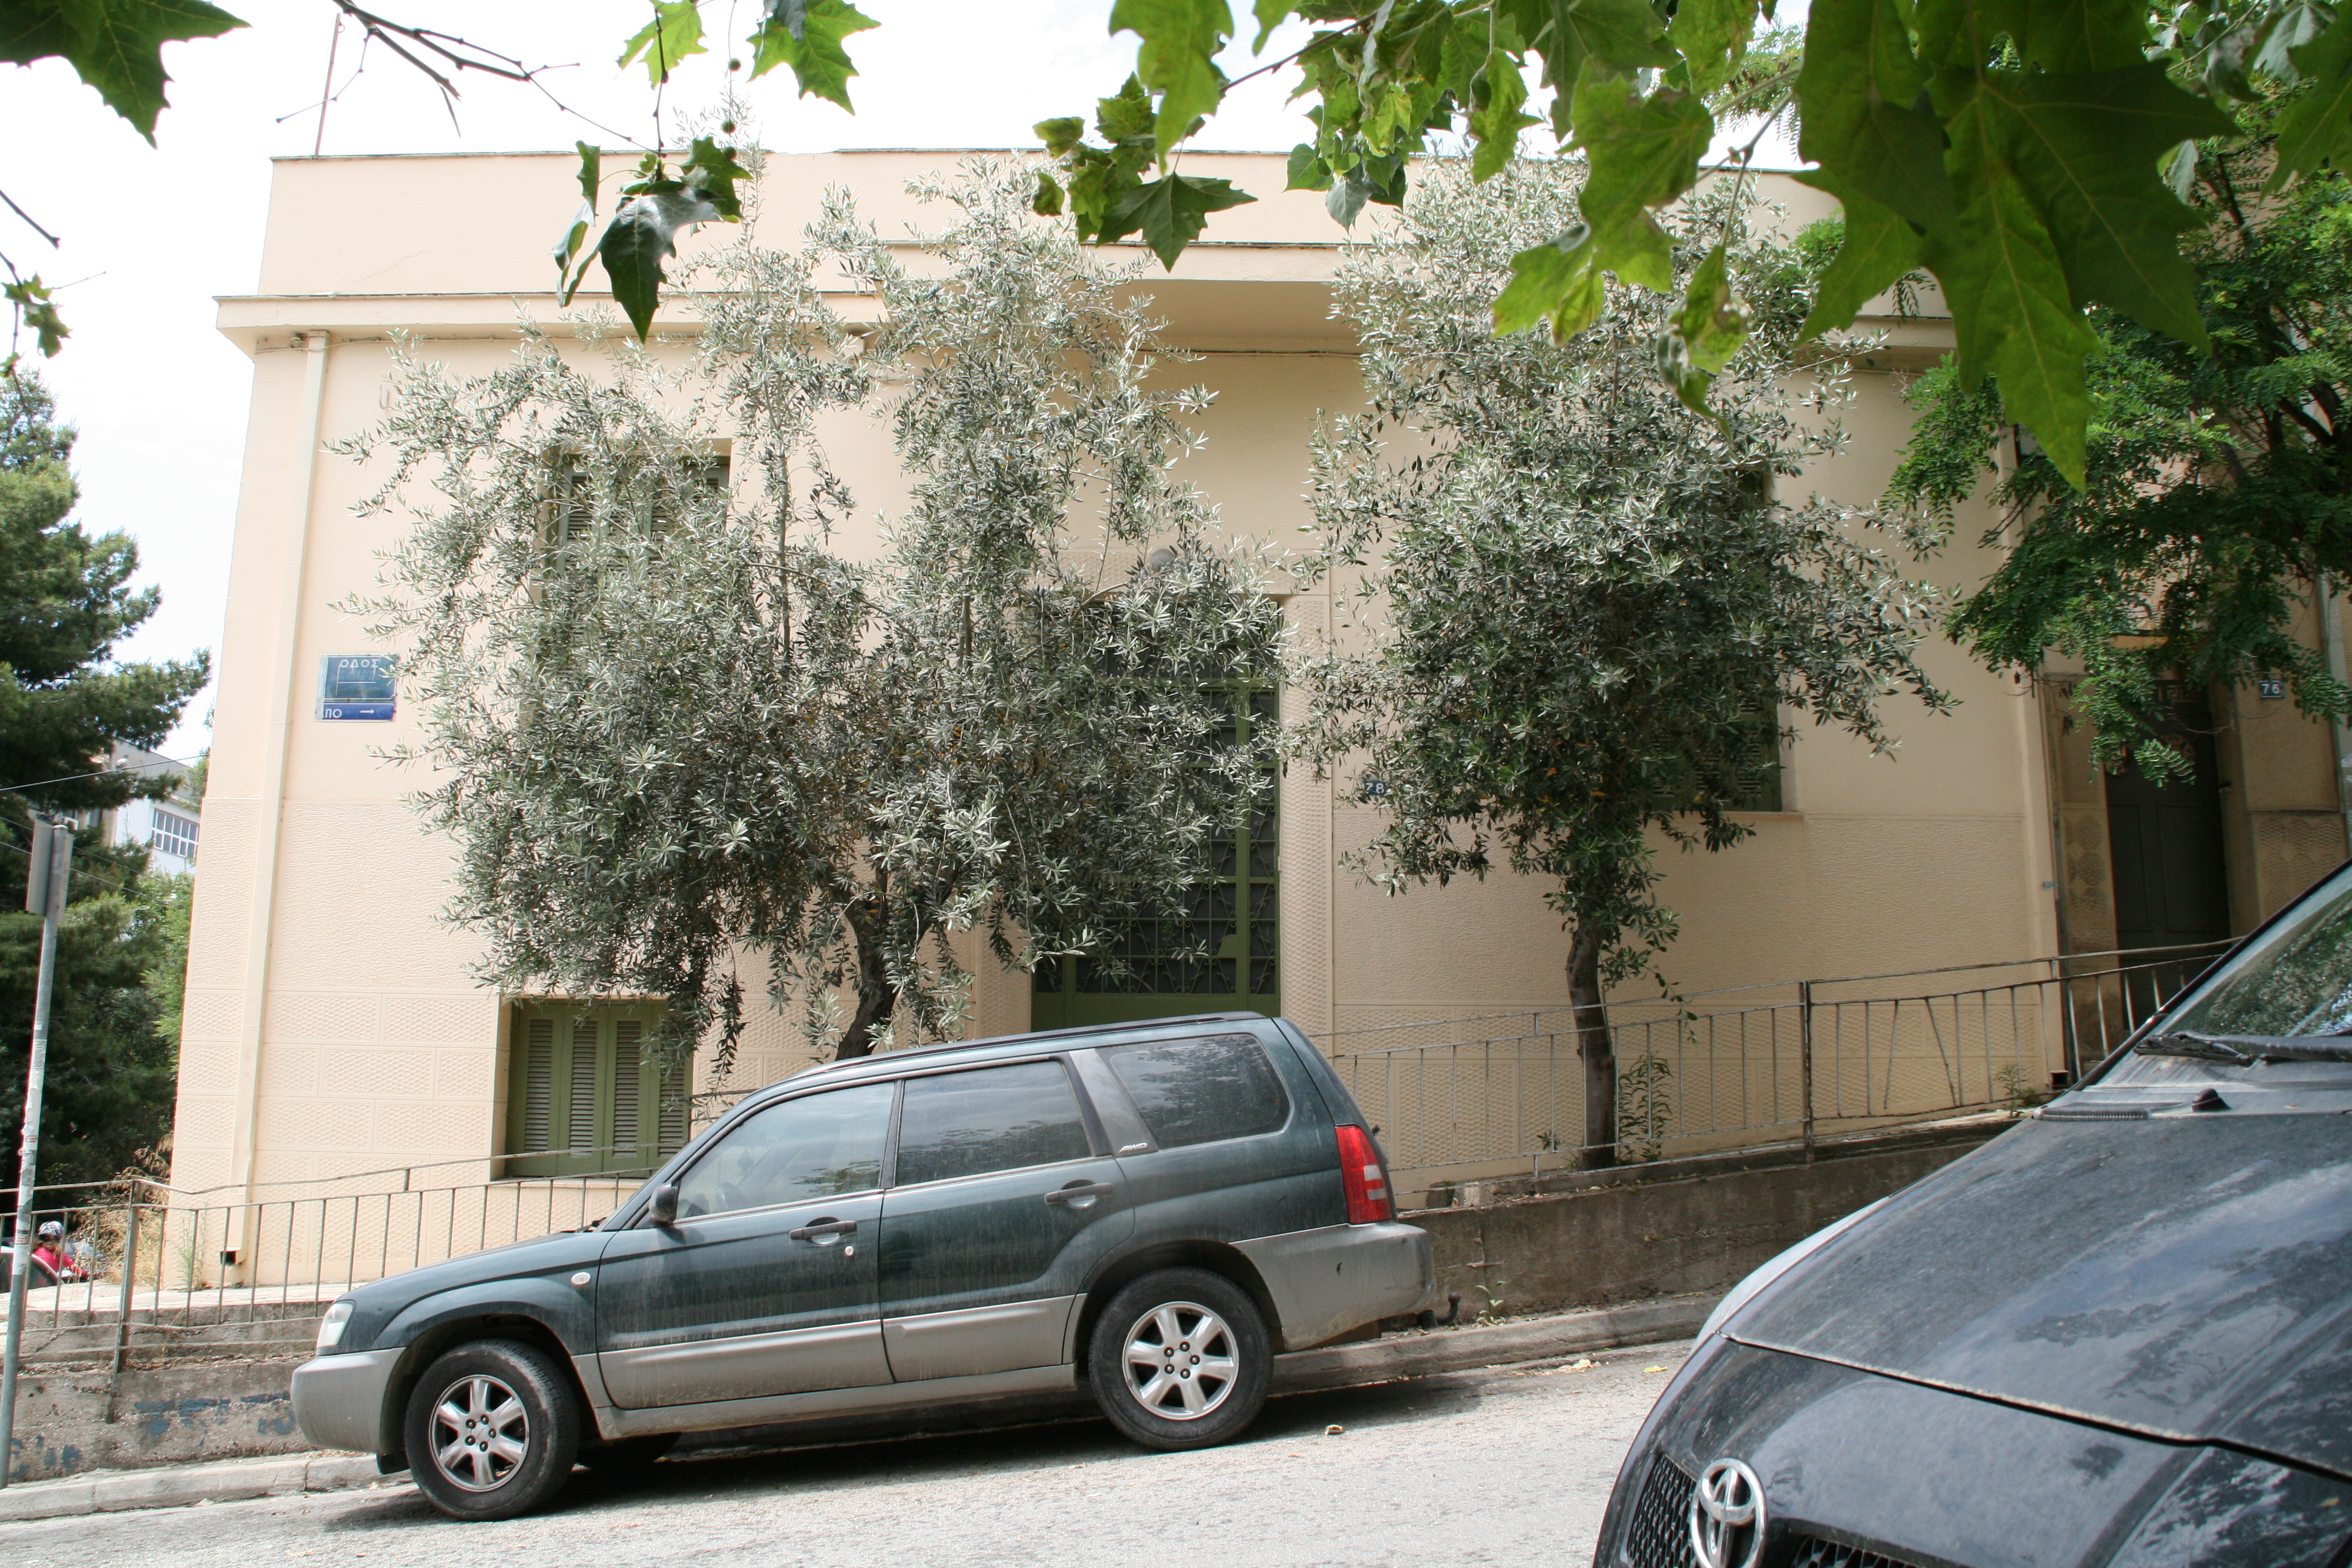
[1250,0,1291,52]
[748,0,878,108]
[1524,0,1677,79]
[1979,64,2233,345]
[1567,66,1711,291]
[597,186,719,340]
[1667,0,1759,94]
[1468,50,1538,179]
[1654,241,1752,413]
[1109,0,1233,160]
[1108,172,1255,267]
[0,0,244,142]
[680,136,752,220]
[618,0,706,84]
[1793,183,1926,339]
[1795,0,1955,232]
[2272,5,2352,184]
[2022,0,2148,71]
[1924,157,2103,485]
[554,141,603,297]
[1493,224,1608,341]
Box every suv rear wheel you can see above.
[403,1339,581,1520]
[1088,1268,1270,1451]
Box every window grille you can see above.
[1033,685,1279,1028]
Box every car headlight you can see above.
[1698,1196,1889,1342]
[315,1300,355,1354]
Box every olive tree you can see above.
[346,162,1283,1071]
[1292,160,1950,1164]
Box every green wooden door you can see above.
[1031,689,1279,1030]
[501,1002,689,1179]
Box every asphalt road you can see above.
[2,1339,1690,1568]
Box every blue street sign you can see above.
[319,655,396,720]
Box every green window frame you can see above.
[501,1001,689,1179]
[1031,687,1279,1030]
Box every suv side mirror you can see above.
[645,1183,679,1227]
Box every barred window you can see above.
[1033,686,1278,1028]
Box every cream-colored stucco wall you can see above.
[176,148,2054,1201]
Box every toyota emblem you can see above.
[1688,1457,1766,1568]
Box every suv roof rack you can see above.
[786,1011,1269,1082]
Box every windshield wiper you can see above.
[2138,1030,2352,1063]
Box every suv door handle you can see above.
[1044,1181,1114,1209]
[788,1218,857,1242]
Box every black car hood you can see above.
[1730,1115,2352,1478]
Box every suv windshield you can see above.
[2119,863,2352,1071]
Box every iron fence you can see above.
[1318,941,2228,1199]
[0,1148,670,1367]
[0,942,2228,1362]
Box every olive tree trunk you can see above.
[1568,924,1617,1169]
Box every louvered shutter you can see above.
[611,1021,642,1159]
[567,1017,599,1152]
[521,1017,554,1152]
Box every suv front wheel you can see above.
[403,1339,581,1520]
[1088,1268,1271,1451]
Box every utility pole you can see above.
[0,818,71,1488]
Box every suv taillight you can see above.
[1336,1124,1392,1223]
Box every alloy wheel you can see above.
[430,1373,531,1492]
[1122,1301,1240,1420]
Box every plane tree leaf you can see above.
[1570,65,1711,292]
[1654,242,1753,414]
[1792,181,1926,339]
[1985,64,2233,347]
[2272,5,2352,185]
[598,185,721,341]
[1109,172,1256,267]
[1110,0,1233,160]
[1797,0,1955,234]
[0,0,245,142]
[1494,224,1608,341]
[1923,139,2103,486]
[1667,0,1759,94]
[748,0,878,109]
[618,0,706,85]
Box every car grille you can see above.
[1788,1537,1923,1568]
[1623,1452,1697,1568]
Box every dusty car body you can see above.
[1595,863,2352,1568]
[292,1013,1437,1518]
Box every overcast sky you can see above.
[0,2,1792,760]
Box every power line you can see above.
[0,754,201,799]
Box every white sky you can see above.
[0,2,1792,759]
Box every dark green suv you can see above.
[292,1013,1437,1519]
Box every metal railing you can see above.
[1,941,2228,1361]
[0,1147,675,1367]
[1317,941,2229,1197]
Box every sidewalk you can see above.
[0,1292,1710,1524]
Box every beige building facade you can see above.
[169,148,2350,1220]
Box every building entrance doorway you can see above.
[1030,688,1279,1030]
[2103,687,2232,959]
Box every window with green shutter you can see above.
[501,1002,689,1179]
[1031,687,1279,1029]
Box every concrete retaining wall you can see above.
[2,1120,2009,1480]
[7,1359,309,1483]
[1410,1122,2006,1320]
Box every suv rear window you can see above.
[1100,1033,1288,1149]
[893,1059,1094,1185]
